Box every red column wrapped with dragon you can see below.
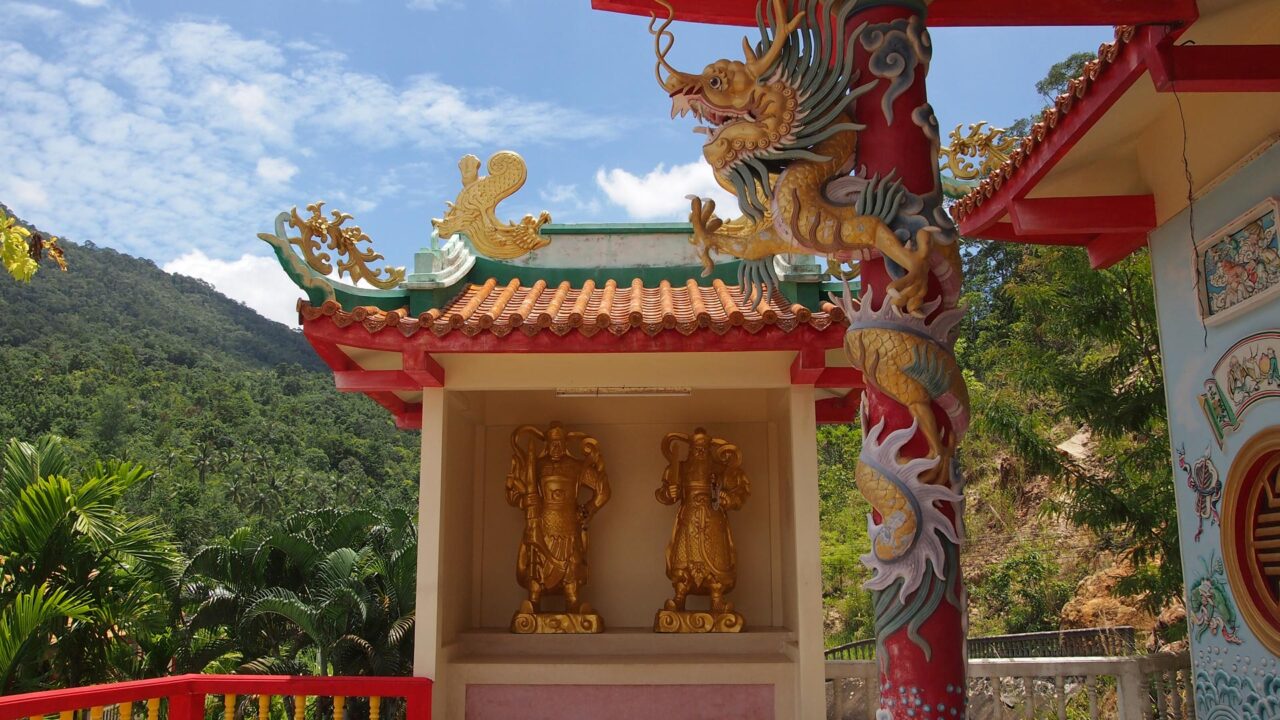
[648,0,969,715]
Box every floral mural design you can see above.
[1202,202,1279,318]
[1189,553,1243,645]
[1178,443,1222,541]
[1198,331,1280,446]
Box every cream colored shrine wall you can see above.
[771,390,800,634]
[469,388,786,630]
[437,393,479,646]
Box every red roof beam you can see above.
[1010,195,1156,236]
[334,370,422,393]
[590,0,1197,28]
[816,367,863,389]
[1086,232,1149,270]
[1150,44,1280,93]
[970,221,1097,247]
[816,393,861,424]
[365,391,423,431]
[403,350,446,387]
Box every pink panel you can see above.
[465,684,774,720]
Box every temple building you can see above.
[264,193,859,717]
[252,0,1279,717]
[951,0,1280,714]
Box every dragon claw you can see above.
[738,256,778,307]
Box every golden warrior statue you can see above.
[506,422,610,633]
[655,428,750,633]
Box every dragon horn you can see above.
[746,0,804,78]
[649,0,691,90]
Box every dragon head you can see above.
[651,0,803,175]
[650,0,871,220]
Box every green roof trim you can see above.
[461,255,741,288]
[540,222,693,236]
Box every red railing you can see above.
[0,675,432,720]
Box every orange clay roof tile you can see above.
[298,278,846,338]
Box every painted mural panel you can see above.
[1151,143,1280,720]
[1199,197,1280,324]
[1198,331,1280,446]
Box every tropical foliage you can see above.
[0,433,418,693]
[0,437,181,692]
[0,240,420,552]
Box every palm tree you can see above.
[0,436,183,692]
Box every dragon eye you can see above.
[709,76,723,89]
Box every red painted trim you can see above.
[334,370,420,392]
[1086,232,1149,269]
[305,334,355,372]
[1151,44,1280,93]
[971,221,1097,247]
[304,319,847,355]
[1010,195,1155,236]
[403,350,446,387]
[790,347,826,385]
[816,367,863,389]
[366,391,424,431]
[957,25,1173,237]
[589,0,1196,27]
[816,393,861,424]
[0,675,432,720]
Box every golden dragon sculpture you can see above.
[649,0,968,599]
[432,151,552,260]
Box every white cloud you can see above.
[406,0,451,9]
[0,9,615,263]
[1,177,50,211]
[4,2,62,22]
[595,159,740,221]
[162,251,304,327]
[256,157,298,185]
[69,0,108,6]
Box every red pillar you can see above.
[848,3,969,717]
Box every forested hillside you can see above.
[0,239,420,551]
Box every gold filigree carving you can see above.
[285,202,405,290]
[511,611,604,634]
[939,122,1018,180]
[654,609,744,633]
[431,152,552,260]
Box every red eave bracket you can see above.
[335,370,421,392]
[403,350,445,387]
[1087,233,1149,270]
[791,347,864,388]
[1151,44,1280,93]
[816,393,861,424]
[1011,195,1156,236]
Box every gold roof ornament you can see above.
[431,151,552,261]
[284,202,405,290]
[939,122,1019,181]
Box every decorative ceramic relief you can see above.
[1198,331,1280,446]
[1188,553,1243,645]
[1179,443,1222,542]
[1199,197,1280,324]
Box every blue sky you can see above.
[0,0,1110,324]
